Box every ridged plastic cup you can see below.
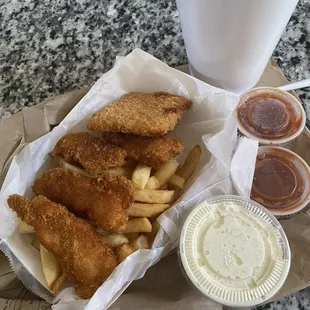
[251,146,310,217]
[179,195,291,307]
[236,87,306,145]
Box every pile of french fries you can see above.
[17,144,201,294]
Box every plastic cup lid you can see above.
[179,195,291,307]
[236,87,306,145]
[251,146,310,217]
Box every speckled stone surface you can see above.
[1,0,310,309]
[1,0,309,124]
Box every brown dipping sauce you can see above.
[237,90,302,141]
[251,147,310,213]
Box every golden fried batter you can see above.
[32,168,134,233]
[49,132,127,176]
[7,195,118,299]
[87,92,192,136]
[103,133,184,169]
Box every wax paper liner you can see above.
[0,49,258,310]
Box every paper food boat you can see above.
[0,49,258,309]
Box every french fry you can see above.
[58,158,93,177]
[58,157,133,178]
[176,145,201,182]
[145,176,160,190]
[115,244,135,262]
[130,235,149,250]
[122,159,137,168]
[124,218,152,233]
[115,235,150,263]
[17,219,34,233]
[128,203,170,217]
[102,234,129,248]
[102,167,133,178]
[146,221,161,246]
[153,158,179,188]
[152,221,160,236]
[50,273,66,295]
[40,245,62,292]
[172,189,184,204]
[131,163,152,189]
[161,183,169,190]
[31,239,40,251]
[134,189,175,204]
[147,216,158,224]
[124,232,140,241]
[168,174,185,190]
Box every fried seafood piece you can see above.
[32,168,134,233]
[7,195,118,299]
[49,132,127,176]
[102,133,184,169]
[87,92,192,136]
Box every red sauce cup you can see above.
[237,87,306,145]
[251,146,310,216]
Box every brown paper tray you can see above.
[0,60,309,310]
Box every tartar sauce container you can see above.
[179,195,291,307]
[251,146,310,217]
[236,87,306,145]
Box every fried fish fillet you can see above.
[103,133,184,169]
[87,92,192,136]
[32,168,134,233]
[49,132,127,176]
[7,194,118,299]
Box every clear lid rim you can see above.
[179,195,291,307]
[236,87,306,145]
[254,146,310,216]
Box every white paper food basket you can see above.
[0,49,258,310]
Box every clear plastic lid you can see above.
[179,195,291,308]
[251,146,310,216]
[236,87,306,145]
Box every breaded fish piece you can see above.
[87,92,192,136]
[32,168,134,233]
[7,195,118,299]
[49,132,127,176]
[103,133,184,169]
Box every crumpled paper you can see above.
[0,49,258,309]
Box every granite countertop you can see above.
[0,0,310,309]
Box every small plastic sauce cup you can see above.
[179,195,291,308]
[251,146,310,217]
[236,87,306,145]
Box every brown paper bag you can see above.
[0,62,309,310]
